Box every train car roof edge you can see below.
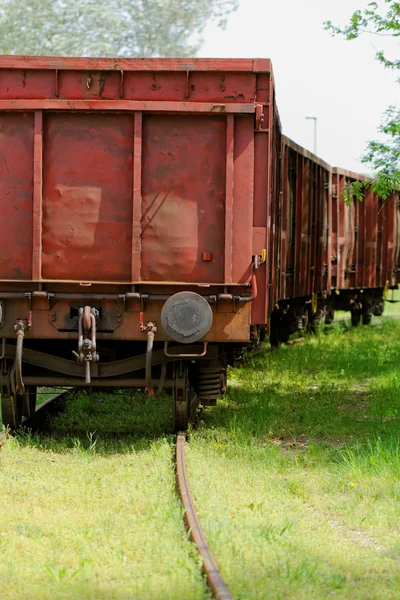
[0,56,273,73]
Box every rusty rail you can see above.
[176,432,232,600]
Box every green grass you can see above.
[0,392,208,600]
[2,310,400,598]
[186,317,400,599]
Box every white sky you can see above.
[200,0,399,174]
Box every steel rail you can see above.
[176,432,232,600]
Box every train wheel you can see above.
[172,365,198,432]
[362,313,372,325]
[1,392,23,430]
[269,311,280,347]
[22,387,37,419]
[351,310,361,327]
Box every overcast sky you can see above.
[200,0,399,174]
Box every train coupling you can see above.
[72,306,99,384]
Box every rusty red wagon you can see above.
[268,136,332,343]
[329,169,400,324]
[1,55,398,432]
[0,56,277,430]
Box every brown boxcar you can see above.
[329,168,400,324]
[268,136,332,344]
[0,57,278,430]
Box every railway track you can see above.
[1,391,232,597]
[176,432,233,600]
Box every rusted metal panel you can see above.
[395,193,400,284]
[58,70,121,100]
[385,193,396,285]
[232,116,254,285]
[141,114,226,283]
[1,297,251,341]
[285,148,296,299]
[131,112,142,282]
[357,196,365,289]
[0,69,260,105]
[0,112,34,280]
[364,186,377,287]
[277,139,331,302]
[251,72,273,324]
[309,162,317,295]
[324,170,332,292]
[280,146,289,299]
[41,112,134,281]
[331,182,338,288]
[32,111,43,281]
[0,69,57,99]
[376,197,384,287]
[253,227,267,255]
[252,131,269,323]
[333,168,398,292]
[294,154,304,298]
[224,115,234,283]
[301,158,310,297]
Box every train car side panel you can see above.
[0,113,34,280]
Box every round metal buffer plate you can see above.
[161,292,213,344]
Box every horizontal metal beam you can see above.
[0,100,257,113]
[1,343,217,377]
[23,377,176,388]
[0,56,272,73]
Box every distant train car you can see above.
[329,169,400,325]
[268,136,332,344]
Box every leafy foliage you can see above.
[0,0,238,57]
[326,1,400,200]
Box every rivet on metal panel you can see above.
[202,252,212,262]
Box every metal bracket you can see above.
[255,104,265,130]
[164,342,208,358]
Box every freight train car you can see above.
[269,136,332,345]
[0,57,278,431]
[329,169,400,325]
[1,56,398,433]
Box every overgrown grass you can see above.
[1,310,400,598]
[0,391,208,599]
[186,317,400,598]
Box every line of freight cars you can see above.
[0,57,399,432]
